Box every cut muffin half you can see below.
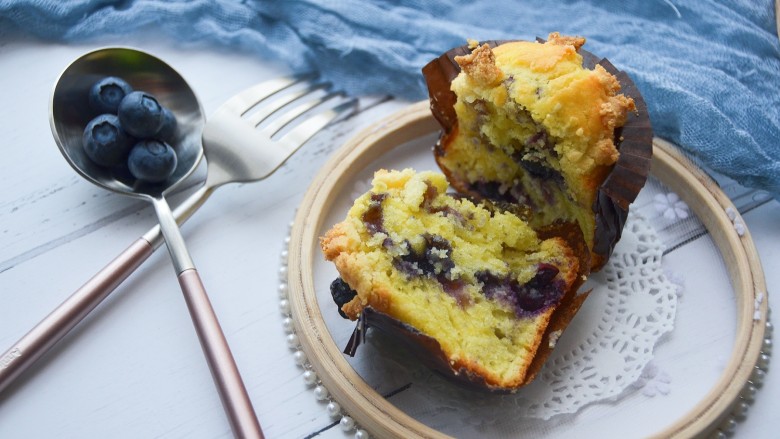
[423,33,653,270]
[321,169,587,390]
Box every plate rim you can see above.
[287,101,769,438]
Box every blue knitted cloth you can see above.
[2,0,778,199]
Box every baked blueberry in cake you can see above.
[423,33,653,270]
[321,169,587,390]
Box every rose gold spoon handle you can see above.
[152,195,264,439]
[178,269,264,438]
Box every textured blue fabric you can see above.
[2,0,779,199]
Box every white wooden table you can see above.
[0,38,777,438]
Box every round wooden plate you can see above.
[287,101,769,438]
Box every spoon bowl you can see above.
[50,47,204,198]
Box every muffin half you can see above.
[423,33,653,270]
[321,169,587,390]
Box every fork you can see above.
[0,75,356,415]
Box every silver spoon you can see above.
[49,47,263,438]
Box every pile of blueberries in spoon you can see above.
[83,77,179,183]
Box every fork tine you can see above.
[264,90,342,137]
[277,97,359,150]
[245,81,330,128]
[219,73,317,115]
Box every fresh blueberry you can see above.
[157,107,178,143]
[88,77,133,113]
[118,91,164,138]
[127,140,177,183]
[82,114,133,167]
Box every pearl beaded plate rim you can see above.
[285,101,770,439]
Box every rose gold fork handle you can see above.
[0,186,215,395]
[0,238,154,394]
[178,269,264,439]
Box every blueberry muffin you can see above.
[423,33,652,270]
[321,169,587,390]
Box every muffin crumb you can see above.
[547,32,586,50]
[454,43,503,86]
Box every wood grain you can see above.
[287,102,768,439]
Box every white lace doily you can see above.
[522,210,678,419]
